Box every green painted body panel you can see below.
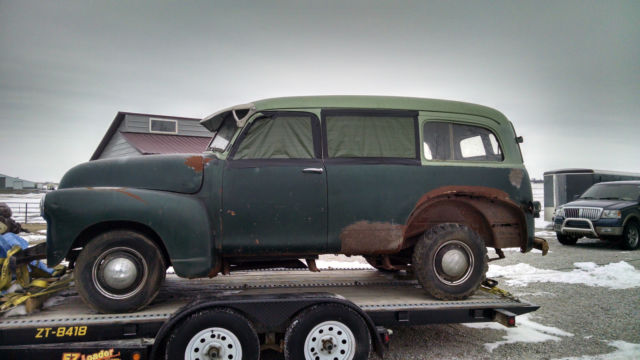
[221,163,327,255]
[326,164,534,252]
[59,154,205,194]
[44,187,215,278]
[46,96,537,278]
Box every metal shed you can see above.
[91,112,212,160]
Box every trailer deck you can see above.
[0,268,538,358]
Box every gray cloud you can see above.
[1,0,639,181]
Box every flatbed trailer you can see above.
[0,268,538,359]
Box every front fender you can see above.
[43,187,215,277]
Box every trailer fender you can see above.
[43,187,216,278]
[149,292,385,359]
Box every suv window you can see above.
[325,114,416,158]
[234,114,314,159]
[423,122,503,161]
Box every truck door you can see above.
[221,112,327,254]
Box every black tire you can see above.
[74,230,165,313]
[364,256,400,273]
[165,308,260,360]
[556,232,579,245]
[621,221,640,250]
[412,223,487,300]
[284,303,371,360]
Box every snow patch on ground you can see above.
[464,314,573,352]
[487,261,640,289]
[18,232,46,244]
[554,341,640,360]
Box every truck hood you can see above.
[59,154,211,194]
[562,199,637,210]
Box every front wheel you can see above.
[412,223,487,300]
[621,221,640,250]
[74,230,165,313]
[284,303,371,360]
[556,232,579,245]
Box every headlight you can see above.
[601,210,621,219]
[554,208,564,217]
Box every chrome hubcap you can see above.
[185,327,242,360]
[441,248,469,278]
[304,321,356,360]
[433,240,474,285]
[102,257,138,289]
[628,226,639,247]
[92,247,148,300]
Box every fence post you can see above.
[25,203,28,224]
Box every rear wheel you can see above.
[412,223,487,300]
[556,232,579,245]
[74,230,165,313]
[165,308,260,360]
[284,303,371,360]
[621,221,640,250]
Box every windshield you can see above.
[580,183,640,201]
[208,116,238,152]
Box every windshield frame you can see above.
[207,116,239,153]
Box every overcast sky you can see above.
[1,1,638,182]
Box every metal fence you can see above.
[3,202,45,224]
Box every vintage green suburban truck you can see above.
[42,96,544,313]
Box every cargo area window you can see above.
[233,115,314,159]
[423,122,503,161]
[325,114,416,158]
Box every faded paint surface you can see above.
[509,168,524,189]
[340,221,405,255]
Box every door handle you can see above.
[302,168,324,174]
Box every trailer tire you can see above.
[556,232,579,245]
[412,223,487,300]
[284,303,371,360]
[164,308,259,360]
[75,230,165,313]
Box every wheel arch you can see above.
[404,186,528,251]
[70,220,171,268]
[623,214,640,227]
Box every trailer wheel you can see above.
[165,308,260,360]
[412,223,487,300]
[75,230,165,313]
[556,232,579,245]
[284,303,371,360]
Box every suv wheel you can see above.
[75,230,166,313]
[621,221,640,250]
[412,223,487,300]
[556,232,579,245]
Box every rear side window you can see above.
[325,114,416,158]
[234,115,314,159]
[423,122,503,162]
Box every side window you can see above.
[233,115,314,159]
[423,122,503,161]
[325,114,416,158]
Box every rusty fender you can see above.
[404,186,529,251]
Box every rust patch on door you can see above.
[184,156,212,173]
[340,221,405,255]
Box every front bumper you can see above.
[554,217,623,238]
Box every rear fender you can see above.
[404,186,529,251]
[43,187,216,277]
